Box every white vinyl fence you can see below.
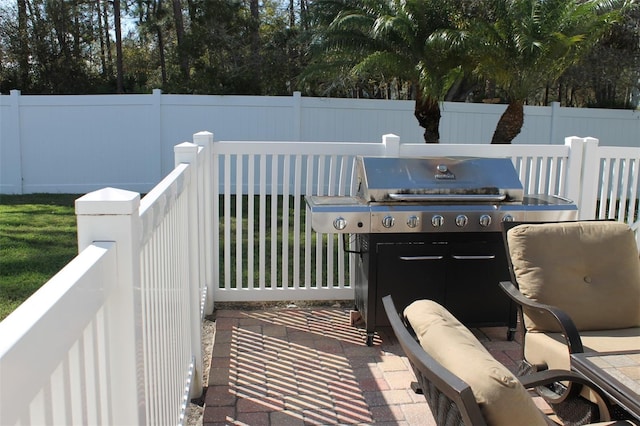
[0,134,213,426]
[211,134,640,302]
[2,90,639,195]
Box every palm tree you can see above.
[470,0,630,144]
[305,0,468,143]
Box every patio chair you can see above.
[499,220,640,422]
[381,295,628,426]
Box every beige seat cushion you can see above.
[524,328,640,371]
[525,327,640,402]
[507,221,640,332]
[405,299,548,426]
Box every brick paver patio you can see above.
[202,306,531,425]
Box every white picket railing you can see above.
[211,134,639,302]
[0,131,637,425]
[578,138,640,227]
[0,134,213,425]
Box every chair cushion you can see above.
[507,221,640,332]
[524,327,640,403]
[524,328,640,372]
[405,299,547,426]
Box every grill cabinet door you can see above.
[445,234,512,325]
[374,240,447,326]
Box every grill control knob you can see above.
[479,214,492,227]
[333,217,347,231]
[382,215,395,228]
[431,215,444,227]
[455,215,468,227]
[502,214,514,223]
[407,215,420,229]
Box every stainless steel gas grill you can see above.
[306,156,578,345]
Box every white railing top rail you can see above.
[212,135,574,199]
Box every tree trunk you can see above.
[153,0,167,87]
[491,101,523,144]
[113,0,125,93]
[96,0,107,77]
[172,0,189,83]
[300,0,309,30]
[289,0,295,27]
[102,0,113,75]
[249,0,261,91]
[414,89,440,143]
[17,0,29,89]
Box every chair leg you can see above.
[517,360,537,376]
[410,381,423,395]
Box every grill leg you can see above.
[365,333,374,346]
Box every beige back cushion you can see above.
[507,221,640,332]
[404,300,547,426]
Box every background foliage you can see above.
[0,0,638,108]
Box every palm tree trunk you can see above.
[491,101,523,144]
[414,90,440,143]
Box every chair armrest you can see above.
[499,281,584,354]
[519,369,612,421]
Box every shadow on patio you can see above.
[201,305,539,425]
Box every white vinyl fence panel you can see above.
[2,90,639,195]
[0,136,212,425]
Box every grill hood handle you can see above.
[387,193,507,202]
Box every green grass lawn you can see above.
[0,193,343,321]
[0,194,79,321]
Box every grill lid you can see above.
[356,156,523,202]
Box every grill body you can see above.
[305,156,578,345]
[355,232,514,345]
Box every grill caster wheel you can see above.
[365,333,374,346]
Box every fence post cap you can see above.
[75,187,140,215]
[175,141,198,149]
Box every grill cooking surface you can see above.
[306,156,577,234]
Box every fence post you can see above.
[75,187,146,425]
[579,137,601,220]
[6,90,23,194]
[174,142,204,399]
[193,131,215,315]
[152,89,163,181]
[549,101,560,144]
[564,136,586,209]
[292,91,302,141]
[382,133,400,157]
